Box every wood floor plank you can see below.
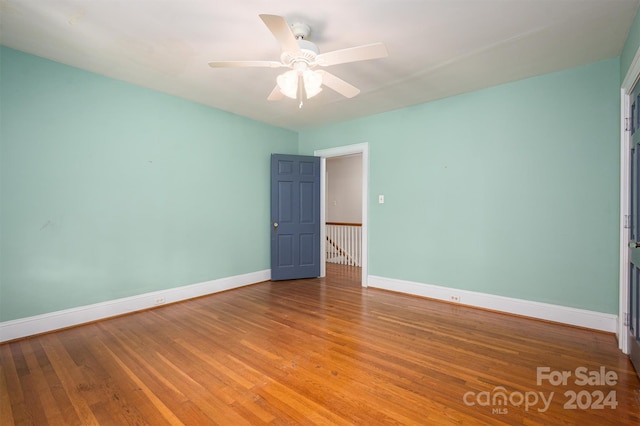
[21,339,66,425]
[40,334,106,425]
[0,345,19,425]
[1,263,639,424]
[99,342,184,425]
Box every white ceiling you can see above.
[1,0,638,131]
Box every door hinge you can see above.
[624,312,630,327]
[626,117,632,132]
[624,214,632,229]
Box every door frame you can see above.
[314,143,369,287]
[619,46,640,353]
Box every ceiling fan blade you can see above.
[208,60,282,68]
[259,14,301,53]
[316,70,360,98]
[267,85,284,101]
[315,42,388,67]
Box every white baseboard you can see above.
[368,275,617,333]
[2,271,615,342]
[0,269,271,343]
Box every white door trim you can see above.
[619,48,640,353]
[315,143,369,287]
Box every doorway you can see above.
[326,153,362,267]
[314,143,369,287]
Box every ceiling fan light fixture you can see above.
[276,70,298,98]
[277,69,323,100]
[303,69,323,98]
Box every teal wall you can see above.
[299,58,621,314]
[0,47,298,322]
[0,45,623,323]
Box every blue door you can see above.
[271,154,321,281]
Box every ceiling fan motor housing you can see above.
[277,22,318,67]
[281,39,319,67]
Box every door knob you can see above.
[629,241,640,248]
[273,222,279,232]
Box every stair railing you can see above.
[325,222,362,267]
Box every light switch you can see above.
[378,195,385,204]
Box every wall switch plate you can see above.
[378,195,384,204]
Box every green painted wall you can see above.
[0,47,297,322]
[0,45,623,322]
[299,58,620,314]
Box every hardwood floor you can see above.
[2,263,639,425]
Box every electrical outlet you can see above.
[450,295,460,303]
[154,297,166,305]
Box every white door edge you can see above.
[619,49,640,354]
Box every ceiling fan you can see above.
[208,14,388,107]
